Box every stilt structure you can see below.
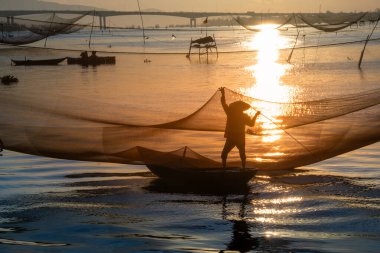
[186,35,218,61]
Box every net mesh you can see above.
[297,13,368,32]
[235,13,372,33]
[0,13,87,45]
[0,88,379,170]
[232,15,292,31]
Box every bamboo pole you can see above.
[358,15,380,69]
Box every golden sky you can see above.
[47,0,379,12]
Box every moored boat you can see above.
[11,57,67,66]
[67,56,116,66]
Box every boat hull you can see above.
[146,165,256,188]
[67,56,116,66]
[11,58,67,66]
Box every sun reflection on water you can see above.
[253,196,303,205]
[242,24,294,145]
[242,24,292,101]
[251,195,303,224]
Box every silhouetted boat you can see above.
[146,165,257,188]
[11,57,67,66]
[67,56,116,66]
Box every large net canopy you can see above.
[0,88,379,170]
[0,13,87,45]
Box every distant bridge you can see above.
[0,10,256,18]
[0,10,264,28]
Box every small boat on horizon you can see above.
[11,57,67,66]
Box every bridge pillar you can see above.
[6,17,10,25]
[190,18,196,28]
[103,16,107,30]
[10,16,14,24]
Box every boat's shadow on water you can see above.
[145,178,297,253]
[145,178,251,196]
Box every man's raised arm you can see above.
[219,87,228,113]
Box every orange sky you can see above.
[47,0,379,12]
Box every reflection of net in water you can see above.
[0,88,379,170]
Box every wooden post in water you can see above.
[88,10,96,49]
[287,30,300,63]
[44,12,55,48]
[287,14,299,63]
[358,15,380,69]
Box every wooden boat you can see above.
[67,56,116,66]
[146,165,257,188]
[11,57,66,66]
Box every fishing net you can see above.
[235,13,370,33]
[297,13,368,32]
[0,29,46,45]
[0,13,87,45]
[0,88,379,171]
[16,13,87,36]
[317,13,366,26]
[232,15,292,32]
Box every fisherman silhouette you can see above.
[90,51,97,59]
[80,51,88,59]
[219,87,260,169]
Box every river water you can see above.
[0,25,379,252]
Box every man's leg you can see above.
[221,138,235,169]
[236,139,246,169]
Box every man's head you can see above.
[229,101,251,112]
